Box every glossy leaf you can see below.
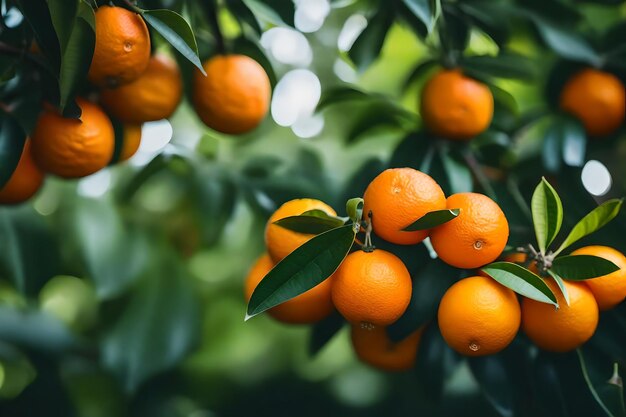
[102,256,200,393]
[275,214,346,235]
[308,311,345,356]
[402,0,432,32]
[481,262,558,306]
[142,9,205,74]
[462,53,536,80]
[16,0,61,72]
[403,209,460,231]
[439,150,473,194]
[468,355,515,417]
[550,255,619,281]
[531,177,563,253]
[555,199,623,255]
[48,0,78,51]
[346,198,364,224]
[348,7,394,72]
[0,115,26,189]
[548,270,570,306]
[246,225,355,319]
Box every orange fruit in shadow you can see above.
[119,124,142,161]
[100,54,183,123]
[571,246,626,311]
[193,55,271,134]
[351,325,424,371]
[363,168,446,245]
[421,69,493,140]
[430,193,509,269]
[88,5,151,87]
[0,141,44,204]
[331,249,412,327]
[438,275,520,356]
[560,69,625,137]
[522,278,598,352]
[265,198,337,263]
[31,99,115,178]
[244,253,334,324]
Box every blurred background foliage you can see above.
[0,0,625,416]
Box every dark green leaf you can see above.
[462,53,536,80]
[556,199,623,255]
[403,59,437,88]
[414,323,459,401]
[439,149,473,194]
[468,355,515,417]
[194,174,237,247]
[387,259,458,341]
[576,349,618,417]
[48,0,78,52]
[532,352,570,417]
[275,215,346,235]
[0,115,26,189]
[457,2,510,45]
[531,177,563,253]
[309,311,345,356]
[548,270,570,306]
[317,86,370,111]
[550,255,619,281]
[142,9,205,74]
[102,256,200,392]
[481,262,558,306]
[346,102,416,143]
[226,0,263,35]
[403,209,460,231]
[59,5,95,110]
[246,225,355,318]
[440,7,469,54]
[242,0,293,26]
[348,7,394,72]
[401,0,432,31]
[472,130,511,150]
[16,0,61,72]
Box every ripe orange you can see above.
[430,193,509,269]
[100,54,183,123]
[421,69,494,140]
[571,246,626,311]
[438,275,521,356]
[522,278,598,352]
[193,55,271,134]
[559,69,625,137]
[88,6,151,87]
[0,141,44,204]
[244,253,334,324]
[265,198,337,263]
[119,124,142,161]
[351,325,424,371]
[31,99,115,178]
[331,249,412,327]
[362,168,446,245]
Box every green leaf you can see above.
[403,58,437,88]
[48,0,78,52]
[561,116,586,167]
[481,262,558,306]
[142,9,205,75]
[317,86,370,111]
[468,355,515,417]
[414,324,459,402]
[309,311,345,356]
[542,121,562,173]
[16,0,61,72]
[348,7,394,72]
[548,270,570,306]
[346,198,364,224]
[242,0,293,26]
[531,177,563,253]
[461,52,536,80]
[102,256,200,393]
[550,255,619,281]
[193,174,237,247]
[225,0,263,35]
[246,225,355,319]
[401,0,433,32]
[274,214,346,235]
[59,4,95,110]
[439,149,473,194]
[403,209,460,231]
[556,199,623,255]
[0,115,26,189]
[576,349,618,417]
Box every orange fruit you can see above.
[362,168,446,245]
[31,99,115,178]
[244,253,334,324]
[88,6,151,87]
[0,141,44,204]
[522,278,598,352]
[331,249,412,327]
[421,69,494,140]
[438,275,521,356]
[193,55,271,134]
[571,246,626,311]
[560,69,625,137]
[430,193,509,269]
[119,124,142,161]
[265,198,337,263]
[351,325,424,371]
[100,54,183,123]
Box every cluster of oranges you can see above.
[0,5,271,205]
[420,67,624,140]
[245,167,626,371]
